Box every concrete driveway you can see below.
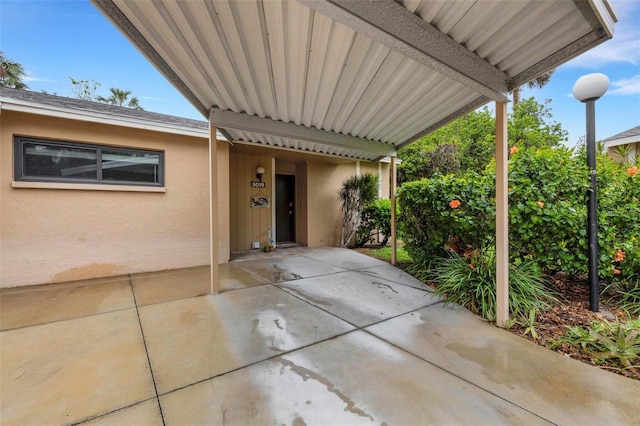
[1,247,639,425]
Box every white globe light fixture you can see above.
[573,73,609,102]
[572,73,609,312]
[255,166,266,182]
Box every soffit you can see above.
[92,0,616,161]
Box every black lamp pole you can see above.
[585,99,599,312]
[573,73,608,313]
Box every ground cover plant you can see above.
[552,318,640,372]
[355,245,412,265]
[428,247,557,322]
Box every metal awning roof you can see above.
[92,0,616,162]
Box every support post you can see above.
[495,102,509,327]
[209,118,220,294]
[390,156,397,266]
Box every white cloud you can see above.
[565,0,640,68]
[23,72,53,83]
[568,34,640,68]
[609,74,640,95]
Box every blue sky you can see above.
[2,0,639,147]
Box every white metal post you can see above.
[495,101,509,327]
[390,156,397,266]
[209,117,220,295]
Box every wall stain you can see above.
[50,263,122,283]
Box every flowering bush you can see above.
[399,172,494,264]
[597,153,640,281]
[398,147,639,282]
[502,147,589,275]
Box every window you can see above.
[14,137,164,186]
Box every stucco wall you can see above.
[0,110,225,288]
[306,161,357,247]
[305,160,391,247]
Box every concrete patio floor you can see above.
[1,247,639,425]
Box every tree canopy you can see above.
[96,87,143,110]
[397,98,567,184]
[0,51,28,89]
[67,78,144,110]
[69,77,101,101]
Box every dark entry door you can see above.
[276,174,295,243]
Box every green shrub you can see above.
[398,172,494,260]
[596,157,640,281]
[398,146,640,282]
[429,248,557,322]
[357,199,395,247]
[504,147,589,275]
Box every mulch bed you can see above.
[507,275,639,380]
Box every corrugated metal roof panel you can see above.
[228,128,381,161]
[96,0,616,161]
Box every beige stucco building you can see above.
[602,125,639,164]
[0,88,391,288]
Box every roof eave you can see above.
[0,95,214,139]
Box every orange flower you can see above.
[449,199,461,209]
[614,249,625,262]
[627,166,638,176]
[510,146,519,155]
[613,268,621,275]
[536,201,544,208]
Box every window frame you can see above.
[14,136,165,187]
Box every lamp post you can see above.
[572,73,609,312]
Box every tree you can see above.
[508,98,567,149]
[398,98,567,182]
[0,51,28,89]
[511,70,555,105]
[69,77,101,101]
[338,173,379,248]
[397,107,494,182]
[96,87,143,110]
